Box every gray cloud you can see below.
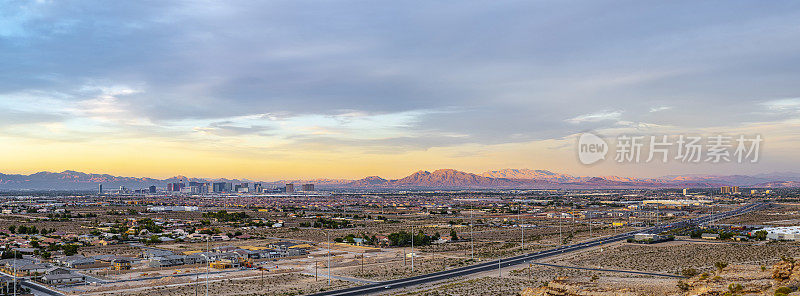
[2,0,800,149]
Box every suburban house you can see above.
[57,255,98,269]
[41,273,85,285]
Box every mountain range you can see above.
[1,169,799,191]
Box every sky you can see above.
[1,0,800,180]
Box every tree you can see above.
[753,230,767,241]
[1,248,22,259]
[715,261,728,273]
[727,283,743,293]
[676,281,690,292]
[681,268,698,278]
[450,229,458,241]
[775,287,792,296]
[8,225,15,234]
[62,244,79,256]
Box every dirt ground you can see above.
[560,240,800,274]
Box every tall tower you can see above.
[98,184,103,194]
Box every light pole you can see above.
[13,249,16,296]
[588,208,592,238]
[327,230,331,285]
[519,203,524,251]
[205,238,209,296]
[559,210,562,246]
[411,222,414,273]
[498,257,501,278]
[470,205,474,261]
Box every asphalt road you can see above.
[0,270,64,296]
[304,202,767,296]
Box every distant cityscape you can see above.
[109,181,317,195]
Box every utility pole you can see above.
[411,222,414,273]
[205,238,209,296]
[519,204,524,251]
[588,208,592,237]
[571,204,575,236]
[327,230,331,285]
[403,247,406,266]
[432,241,436,263]
[528,262,532,280]
[498,257,502,278]
[470,206,474,261]
[13,249,16,296]
[559,211,562,246]
[315,261,318,281]
[656,206,660,226]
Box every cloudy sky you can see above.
[2,0,800,179]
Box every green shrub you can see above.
[775,286,792,295]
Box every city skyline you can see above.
[2,1,800,179]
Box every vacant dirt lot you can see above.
[563,240,800,274]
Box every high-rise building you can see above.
[285,183,294,193]
[682,188,689,196]
[168,183,185,192]
[721,186,741,195]
[149,186,157,194]
[302,184,314,192]
[212,182,226,193]
[98,184,103,194]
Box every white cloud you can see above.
[649,106,672,113]
[762,98,800,112]
[566,111,623,124]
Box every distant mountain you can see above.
[0,170,165,190]
[1,169,799,190]
[752,172,800,182]
[752,180,800,188]
[348,176,389,187]
[656,174,773,186]
[481,169,579,182]
[392,169,522,188]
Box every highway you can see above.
[305,202,767,296]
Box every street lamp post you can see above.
[205,238,210,296]
[327,230,331,285]
[498,257,501,278]
[13,249,16,296]
[411,222,414,273]
[519,204,524,251]
[470,206,474,261]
